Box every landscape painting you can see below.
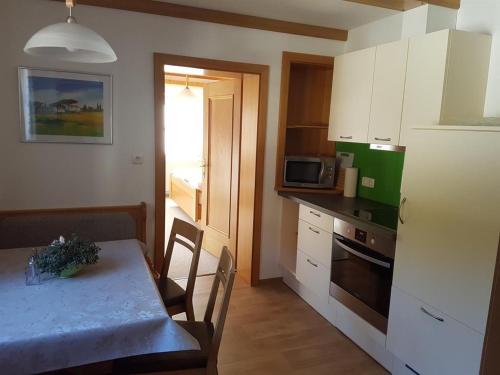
[19,68,112,144]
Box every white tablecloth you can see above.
[0,239,199,375]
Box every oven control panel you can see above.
[354,228,367,243]
[334,218,395,259]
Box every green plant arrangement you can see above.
[36,235,101,278]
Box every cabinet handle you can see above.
[307,259,318,268]
[420,307,444,322]
[374,137,391,142]
[308,227,320,234]
[339,136,353,140]
[405,364,421,375]
[309,210,320,217]
[399,197,407,224]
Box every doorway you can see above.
[154,53,269,286]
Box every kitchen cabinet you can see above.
[329,29,491,146]
[297,220,332,268]
[399,29,491,145]
[298,204,334,233]
[367,39,409,145]
[388,287,484,375]
[387,126,500,373]
[282,201,394,372]
[296,250,330,299]
[328,47,375,143]
[296,205,333,299]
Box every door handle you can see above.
[201,159,207,179]
[339,136,353,140]
[399,197,407,224]
[308,227,320,234]
[334,237,391,268]
[307,259,318,268]
[420,307,444,322]
[374,137,391,142]
[309,210,321,217]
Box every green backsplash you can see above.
[336,142,405,207]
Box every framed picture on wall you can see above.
[18,67,112,144]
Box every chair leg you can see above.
[185,300,195,321]
[206,361,218,375]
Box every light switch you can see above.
[132,155,144,165]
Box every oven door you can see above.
[331,234,393,319]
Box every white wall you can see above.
[457,0,500,117]
[0,0,344,279]
[345,5,457,52]
[345,10,404,52]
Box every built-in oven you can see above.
[330,217,396,333]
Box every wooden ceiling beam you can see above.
[345,0,460,11]
[50,0,348,41]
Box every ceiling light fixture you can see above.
[179,75,197,99]
[24,0,117,63]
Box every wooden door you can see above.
[201,78,241,260]
[328,47,375,143]
[367,39,408,145]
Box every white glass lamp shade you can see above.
[179,86,197,99]
[24,21,117,63]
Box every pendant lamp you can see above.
[24,0,117,63]
[179,75,197,99]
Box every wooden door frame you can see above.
[154,52,269,286]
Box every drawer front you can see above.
[387,287,484,375]
[296,250,330,299]
[299,205,334,233]
[297,219,332,267]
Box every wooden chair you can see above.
[113,246,236,375]
[158,218,204,321]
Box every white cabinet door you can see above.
[400,29,491,145]
[387,287,484,375]
[297,219,332,268]
[394,127,500,334]
[328,47,376,143]
[400,30,449,146]
[368,39,408,145]
[298,204,333,233]
[296,250,330,299]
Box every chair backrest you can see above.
[161,218,204,300]
[204,246,236,365]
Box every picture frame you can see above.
[18,67,113,144]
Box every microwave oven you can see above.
[283,156,335,189]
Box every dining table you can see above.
[0,239,199,375]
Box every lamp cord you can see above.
[66,0,74,17]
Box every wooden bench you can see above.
[0,202,146,250]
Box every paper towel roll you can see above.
[344,167,358,198]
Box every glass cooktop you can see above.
[342,207,399,232]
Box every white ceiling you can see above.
[159,0,398,30]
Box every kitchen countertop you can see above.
[278,191,399,235]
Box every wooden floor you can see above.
[175,276,388,375]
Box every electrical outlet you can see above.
[361,177,375,188]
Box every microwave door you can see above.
[283,160,322,188]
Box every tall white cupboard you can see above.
[387,126,500,375]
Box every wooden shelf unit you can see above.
[275,52,335,193]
